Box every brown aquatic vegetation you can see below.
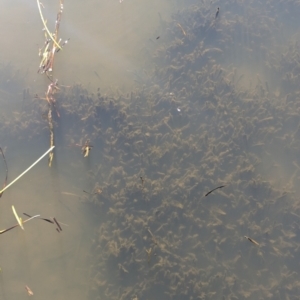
[145,247,154,263]
[2,0,300,299]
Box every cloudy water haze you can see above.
[1,0,300,299]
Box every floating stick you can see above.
[244,236,260,246]
[12,205,24,230]
[24,213,67,232]
[0,215,40,234]
[23,215,41,223]
[0,146,55,195]
[53,217,62,231]
[23,213,54,224]
[205,185,225,197]
[0,148,8,198]
[0,223,19,234]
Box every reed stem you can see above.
[0,146,55,195]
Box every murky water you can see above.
[0,1,178,299]
[1,0,300,299]
[0,0,176,93]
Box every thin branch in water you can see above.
[45,80,60,117]
[205,185,225,197]
[24,213,66,233]
[53,217,62,231]
[56,38,70,53]
[0,224,19,234]
[0,215,40,235]
[23,213,54,224]
[37,1,66,74]
[0,146,55,195]
[244,236,260,246]
[36,0,62,50]
[37,0,64,167]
